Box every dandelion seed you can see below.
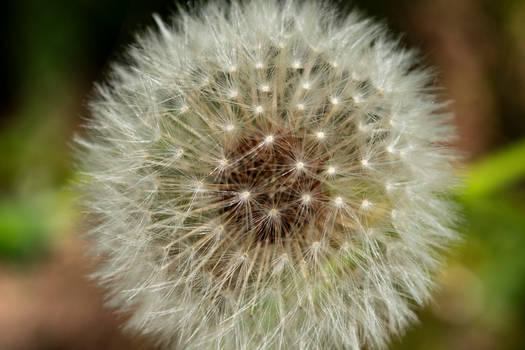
[301,193,311,204]
[353,94,364,104]
[361,199,372,209]
[239,252,249,262]
[358,123,368,132]
[389,116,398,127]
[268,208,279,217]
[194,181,205,193]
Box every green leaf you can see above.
[463,139,525,198]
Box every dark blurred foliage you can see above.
[0,0,524,349]
[1,0,175,189]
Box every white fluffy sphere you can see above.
[76,1,459,349]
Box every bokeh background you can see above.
[1,0,524,349]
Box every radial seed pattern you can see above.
[77,1,458,349]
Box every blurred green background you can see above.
[1,0,524,349]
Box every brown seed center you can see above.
[218,128,328,244]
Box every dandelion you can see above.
[75,1,459,349]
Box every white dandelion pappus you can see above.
[75,1,459,349]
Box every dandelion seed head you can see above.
[76,1,459,349]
